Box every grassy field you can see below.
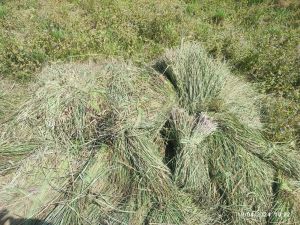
[0,0,299,224]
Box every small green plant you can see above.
[0,5,7,18]
[212,9,226,25]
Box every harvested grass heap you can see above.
[0,42,299,225]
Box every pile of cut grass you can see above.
[0,43,299,225]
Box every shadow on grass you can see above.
[0,209,51,225]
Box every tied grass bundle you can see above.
[163,107,215,197]
[41,146,125,225]
[204,115,274,224]
[14,63,110,145]
[154,42,262,129]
